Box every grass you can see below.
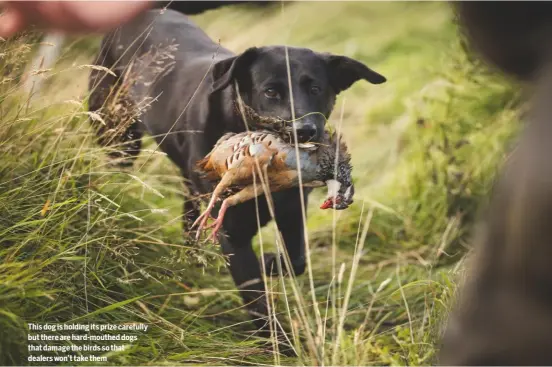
[0,2,523,366]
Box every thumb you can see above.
[0,8,26,39]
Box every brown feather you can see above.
[196,155,211,172]
[195,156,220,181]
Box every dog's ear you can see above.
[211,47,259,93]
[323,54,386,94]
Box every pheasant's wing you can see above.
[216,132,237,148]
[196,132,238,179]
[207,132,238,156]
[226,142,273,169]
[223,133,282,183]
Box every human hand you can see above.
[0,1,153,38]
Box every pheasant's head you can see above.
[318,130,354,210]
[320,179,355,210]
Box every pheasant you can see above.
[192,129,354,241]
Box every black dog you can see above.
[88,8,385,332]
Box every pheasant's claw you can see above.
[191,212,205,230]
[193,211,212,241]
[205,210,226,242]
[208,219,224,242]
[194,227,203,241]
[195,220,210,240]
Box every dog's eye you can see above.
[264,88,279,99]
[310,86,322,95]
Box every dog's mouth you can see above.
[233,101,288,133]
[283,126,313,144]
[233,101,311,145]
[232,100,325,148]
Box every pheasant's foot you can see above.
[186,212,212,238]
[206,200,229,242]
[206,218,224,242]
[192,210,214,240]
[191,211,205,229]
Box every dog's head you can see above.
[211,46,386,143]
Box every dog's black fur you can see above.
[88,7,385,332]
[440,2,552,365]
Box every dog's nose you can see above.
[292,113,324,143]
[296,125,318,143]
[294,116,323,143]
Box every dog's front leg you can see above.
[215,200,272,332]
[263,188,310,277]
[219,231,270,331]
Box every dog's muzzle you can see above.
[293,115,324,143]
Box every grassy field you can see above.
[0,2,523,365]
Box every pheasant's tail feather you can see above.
[196,155,211,172]
[195,155,220,181]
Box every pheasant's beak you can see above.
[322,180,352,210]
[320,198,333,210]
[320,196,341,210]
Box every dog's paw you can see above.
[263,253,306,277]
[262,253,282,276]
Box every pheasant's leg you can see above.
[206,183,265,242]
[191,194,217,239]
[206,200,229,242]
[192,173,234,240]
